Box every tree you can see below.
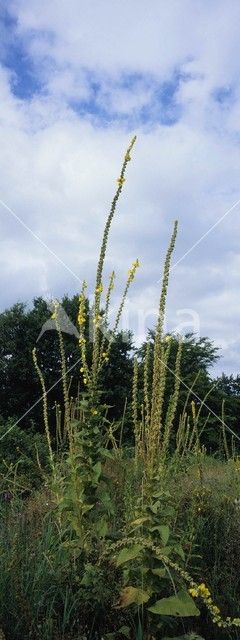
[0,296,134,434]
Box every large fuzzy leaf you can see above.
[148,590,200,617]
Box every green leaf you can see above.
[130,516,150,527]
[116,545,143,567]
[92,461,102,482]
[174,544,185,560]
[150,525,170,545]
[150,500,160,514]
[81,503,94,514]
[99,447,114,459]
[151,567,166,578]
[118,626,131,638]
[115,586,150,608]
[148,590,200,617]
[96,517,108,538]
[154,545,172,557]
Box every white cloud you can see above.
[1,2,240,375]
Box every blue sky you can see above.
[1,0,240,375]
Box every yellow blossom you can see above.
[189,587,198,598]
[212,606,220,615]
[117,176,125,186]
[95,283,103,294]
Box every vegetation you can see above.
[1,138,240,640]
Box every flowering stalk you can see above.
[150,221,178,437]
[78,280,90,387]
[132,357,140,460]
[91,136,137,395]
[51,301,72,447]
[105,259,140,360]
[32,347,54,468]
[98,270,115,370]
[161,337,183,461]
[143,341,151,440]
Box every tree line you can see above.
[0,294,239,451]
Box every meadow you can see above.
[1,138,240,640]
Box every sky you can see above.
[0,1,240,376]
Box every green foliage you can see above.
[0,295,134,432]
[0,419,49,490]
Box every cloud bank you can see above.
[1,1,240,374]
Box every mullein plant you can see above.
[131,220,183,488]
[33,137,140,545]
[19,138,240,639]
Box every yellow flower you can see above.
[212,605,220,615]
[51,312,57,320]
[80,367,84,373]
[189,587,198,598]
[91,409,98,416]
[95,283,103,294]
[117,176,125,186]
[198,583,210,597]
[83,378,88,385]
[233,618,240,626]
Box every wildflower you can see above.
[212,605,220,615]
[198,583,210,598]
[189,587,198,598]
[78,313,86,325]
[117,176,125,186]
[83,378,88,385]
[128,259,140,282]
[95,283,103,294]
[80,367,84,373]
[91,409,98,416]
